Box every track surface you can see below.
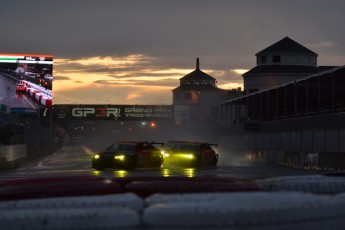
[0,136,322,181]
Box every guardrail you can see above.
[1,175,345,229]
[20,80,52,108]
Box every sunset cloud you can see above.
[53,54,244,104]
[53,75,71,80]
[53,83,173,105]
[126,93,141,100]
[54,54,152,68]
[231,69,249,75]
[306,41,337,48]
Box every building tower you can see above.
[172,58,236,122]
[243,37,319,94]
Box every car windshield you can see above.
[107,143,137,151]
[169,143,199,151]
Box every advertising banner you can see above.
[54,104,173,121]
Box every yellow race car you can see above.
[162,140,218,168]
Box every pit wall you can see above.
[0,111,56,170]
[220,128,345,170]
[0,144,26,169]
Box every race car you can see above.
[162,140,218,168]
[92,141,163,170]
[15,83,26,93]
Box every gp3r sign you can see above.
[54,104,173,121]
[72,107,121,118]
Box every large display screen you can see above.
[0,53,53,112]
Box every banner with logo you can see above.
[54,104,173,120]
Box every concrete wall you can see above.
[220,127,345,169]
[222,128,345,153]
[0,144,26,169]
[0,110,56,170]
[0,144,26,161]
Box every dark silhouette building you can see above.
[173,58,240,122]
[243,37,319,94]
[221,37,345,170]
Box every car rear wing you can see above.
[149,142,164,146]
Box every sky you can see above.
[1,0,345,105]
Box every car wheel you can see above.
[93,164,104,171]
[124,163,135,170]
[210,155,218,166]
[124,157,137,170]
[189,155,201,168]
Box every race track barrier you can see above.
[20,80,52,108]
[0,175,345,228]
[1,189,345,229]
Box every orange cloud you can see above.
[126,93,141,100]
[231,69,249,75]
[52,55,243,104]
[54,54,150,68]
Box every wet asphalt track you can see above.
[0,136,322,181]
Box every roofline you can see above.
[255,52,319,57]
[243,72,314,77]
[255,37,318,56]
[222,65,345,105]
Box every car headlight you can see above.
[182,154,195,159]
[93,154,100,159]
[160,150,170,157]
[114,155,125,160]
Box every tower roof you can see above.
[179,58,216,81]
[172,84,220,91]
[243,65,319,77]
[256,37,318,56]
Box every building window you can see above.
[272,55,281,63]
